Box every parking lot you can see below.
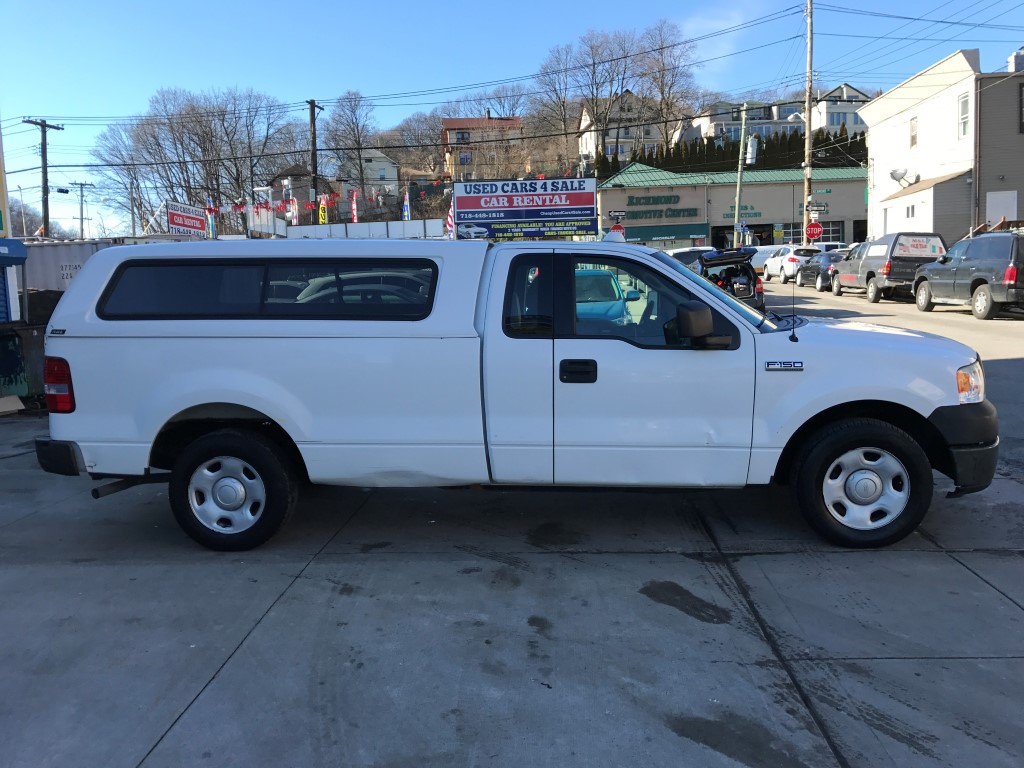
[1,281,1021,768]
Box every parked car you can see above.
[663,246,715,272]
[814,241,849,252]
[831,232,948,302]
[457,223,488,239]
[796,250,847,291]
[574,268,640,329]
[764,245,817,284]
[913,231,1024,319]
[666,246,765,312]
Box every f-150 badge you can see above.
[765,361,803,371]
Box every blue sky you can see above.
[3,0,1021,234]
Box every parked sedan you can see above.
[796,250,846,291]
[762,245,808,283]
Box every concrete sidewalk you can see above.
[1,410,1022,768]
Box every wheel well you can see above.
[865,271,876,282]
[773,401,952,484]
[149,403,309,482]
[970,278,988,296]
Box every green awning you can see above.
[604,223,709,242]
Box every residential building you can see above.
[597,163,868,249]
[334,147,401,206]
[577,90,664,170]
[680,86,870,143]
[858,49,1024,245]
[441,112,527,181]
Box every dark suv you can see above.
[831,232,947,303]
[913,231,1024,319]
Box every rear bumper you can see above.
[35,438,84,476]
[928,401,999,494]
[994,286,1024,305]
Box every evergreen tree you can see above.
[655,144,666,168]
[610,153,621,174]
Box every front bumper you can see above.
[928,401,999,494]
[35,438,84,476]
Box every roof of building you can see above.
[598,163,868,189]
[441,116,523,131]
[880,170,971,201]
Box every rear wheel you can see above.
[866,277,881,303]
[169,429,299,551]
[815,273,827,292]
[915,281,934,312]
[831,275,843,296]
[791,418,932,548]
[972,284,1001,319]
[780,269,789,285]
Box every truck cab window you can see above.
[568,256,739,348]
[504,254,553,337]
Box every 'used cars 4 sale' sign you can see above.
[453,179,597,240]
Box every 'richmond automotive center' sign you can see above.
[453,179,597,240]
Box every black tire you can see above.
[780,270,789,285]
[815,273,827,292]
[169,429,299,551]
[795,271,804,287]
[831,274,843,296]
[763,269,772,282]
[791,418,932,548]
[866,277,881,303]
[915,281,934,312]
[971,284,1001,320]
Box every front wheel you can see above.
[915,281,934,312]
[972,284,1001,320]
[763,269,772,282]
[815,273,827,292]
[169,429,299,551]
[831,275,843,296]
[866,277,881,303]
[795,271,804,287]
[791,419,933,548]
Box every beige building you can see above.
[598,164,867,250]
[858,49,1024,245]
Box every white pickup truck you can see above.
[35,238,999,551]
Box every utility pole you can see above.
[22,119,64,236]
[733,103,748,248]
[802,0,814,246]
[308,99,323,225]
[70,181,94,238]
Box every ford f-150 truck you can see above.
[35,238,998,551]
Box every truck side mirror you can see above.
[665,301,733,349]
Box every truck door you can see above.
[932,239,969,299]
[552,253,755,486]
[483,251,555,483]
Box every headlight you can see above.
[956,360,985,404]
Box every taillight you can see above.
[44,357,76,413]
[881,259,892,276]
[1005,264,1018,284]
[786,256,799,263]
[755,277,764,295]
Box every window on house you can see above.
[643,128,651,137]
[459,151,472,165]
[906,205,915,218]
[910,117,918,147]
[959,94,969,138]
[455,131,470,143]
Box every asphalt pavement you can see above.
[1,284,1021,768]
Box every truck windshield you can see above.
[654,251,776,330]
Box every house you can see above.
[441,112,526,181]
[858,49,1024,244]
[577,90,663,170]
[333,148,401,207]
[679,85,870,144]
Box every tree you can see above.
[379,110,444,177]
[325,91,377,200]
[7,196,70,238]
[92,87,306,235]
[572,30,641,168]
[529,44,582,175]
[637,20,701,149]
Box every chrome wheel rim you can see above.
[822,447,910,531]
[917,287,927,308]
[187,456,266,533]
[975,291,987,313]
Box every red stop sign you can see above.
[610,223,625,234]
[805,221,823,240]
